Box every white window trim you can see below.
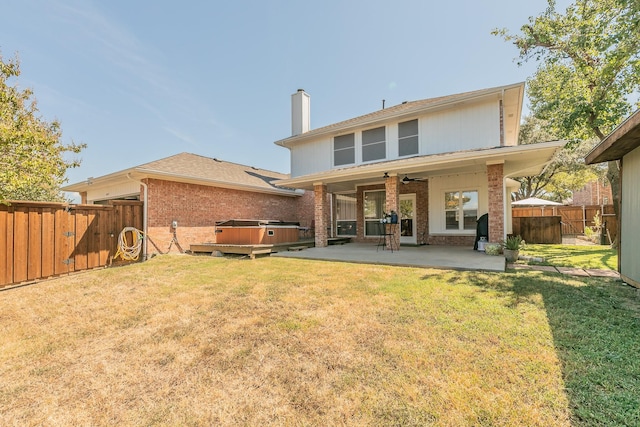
[363,189,386,237]
[333,133,356,167]
[398,119,419,158]
[442,188,479,234]
[361,126,387,164]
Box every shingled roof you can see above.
[63,153,298,196]
[136,152,288,185]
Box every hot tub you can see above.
[215,220,300,245]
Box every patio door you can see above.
[400,194,417,245]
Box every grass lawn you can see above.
[521,244,618,270]
[1,254,638,426]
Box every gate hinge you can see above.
[62,259,75,265]
[63,231,75,237]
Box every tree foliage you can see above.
[494,0,640,141]
[0,53,85,202]
[494,0,640,246]
[513,115,604,201]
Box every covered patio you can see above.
[272,243,506,272]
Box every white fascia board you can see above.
[61,167,138,192]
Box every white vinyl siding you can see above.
[422,100,500,154]
[621,147,640,285]
[334,133,355,166]
[398,119,419,157]
[86,181,141,203]
[290,138,332,177]
[287,98,501,177]
[362,127,386,162]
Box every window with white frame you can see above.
[334,133,355,166]
[364,190,385,236]
[445,190,478,231]
[362,126,386,162]
[398,119,419,156]
[336,194,357,236]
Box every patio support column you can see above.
[385,174,400,250]
[314,183,329,247]
[487,162,505,243]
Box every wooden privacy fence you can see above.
[512,216,562,244]
[1,200,143,288]
[512,204,618,244]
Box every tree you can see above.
[513,115,605,201]
[494,0,640,245]
[0,53,85,202]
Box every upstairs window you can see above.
[362,126,386,162]
[398,119,419,156]
[334,133,355,166]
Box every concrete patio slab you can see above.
[272,243,506,272]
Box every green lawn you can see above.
[1,253,638,426]
[521,244,618,270]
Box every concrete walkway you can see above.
[272,243,507,272]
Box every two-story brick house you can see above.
[273,83,564,249]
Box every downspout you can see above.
[127,173,148,260]
[503,177,508,240]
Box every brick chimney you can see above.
[291,89,310,136]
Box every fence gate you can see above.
[1,200,143,288]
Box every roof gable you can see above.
[275,82,524,148]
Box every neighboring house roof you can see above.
[273,141,565,192]
[274,82,524,148]
[63,152,301,197]
[586,109,640,164]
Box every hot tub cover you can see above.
[215,219,300,227]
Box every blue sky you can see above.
[1,0,571,194]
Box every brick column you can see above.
[314,183,329,247]
[487,163,505,243]
[385,175,400,250]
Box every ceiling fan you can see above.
[401,175,424,184]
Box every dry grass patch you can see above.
[1,255,581,425]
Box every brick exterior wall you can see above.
[352,181,430,245]
[144,179,312,254]
[385,175,400,249]
[487,163,505,243]
[572,179,613,206]
[428,235,476,246]
[314,184,329,247]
